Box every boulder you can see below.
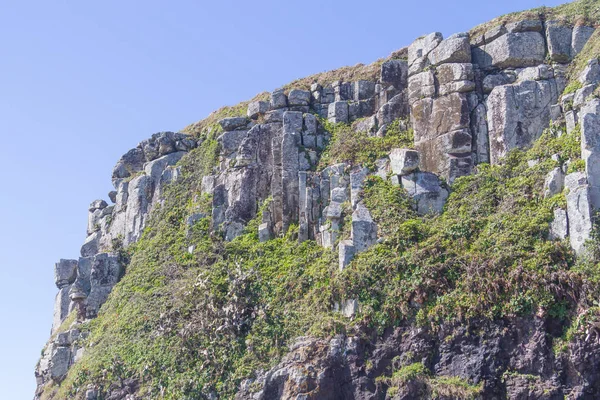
[54,259,78,289]
[548,208,568,241]
[545,21,573,63]
[288,89,311,106]
[49,347,71,381]
[354,80,376,101]
[408,32,443,76]
[483,71,516,93]
[218,117,248,131]
[85,253,122,318]
[428,34,471,66]
[408,70,436,103]
[283,111,303,135]
[566,111,578,135]
[112,147,145,181]
[338,240,356,271]
[247,101,270,119]
[573,84,596,109]
[351,204,377,253]
[328,101,349,124]
[472,32,545,69]
[579,58,600,86]
[218,130,248,155]
[506,19,543,33]
[401,172,449,214]
[270,89,288,109]
[389,149,420,175]
[580,99,600,208]
[544,167,565,198]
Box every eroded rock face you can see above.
[236,318,600,400]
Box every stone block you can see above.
[389,149,420,175]
[247,101,270,119]
[338,240,356,271]
[218,117,248,131]
[472,32,545,69]
[328,101,349,124]
[288,89,311,106]
[546,21,573,62]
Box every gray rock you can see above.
[49,346,71,381]
[81,231,101,258]
[218,117,248,131]
[572,25,595,57]
[544,167,565,198]
[350,167,369,209]
[545,21,573,63]
[428,34,471,66]
[377,94,409,126]
[303,113,318,136]
[89,200,108,212]
[549,208,568,241]
[483,71,517,93]
[579,58,600,86]
[264,109,286,123]
[283,111,303,135]
[108,191,117,203]
[353,116,378,135]
[328,101,349,124]
[573,84,596,109]
[566,110,578,135]
[565,172,593,254]
[389,148,419,175]
[112,147,145,181]
[288,89,311,106]
[408,70,436,103]
[54,259,78,289]
[506,19,543,33]
[84,253,122,318]
[471,102,490,164]
[270,89,288,109]
[550,104,562,121]
[472,32,545,69]
[436,63,476,96]
[487,79,558,164]
[341,299,358,318]
[351,203,377,253]
[581,99,600,208]
[354,80,376,101]
[258,222,273,242]
[515,64,554,82]
[381,59,408,88]
[338,240,356,271]
[218,130,248,155]
[401,172,449,215]
[52,287,71,334]
[201,175,215,194]
[408,32,443,76]
[247,101,270,119]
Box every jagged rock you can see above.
[546,21,573,63]
[328,101,349,123]
[247,101,270,119]
[81,231,101,257]
[516,64,554,82]
[381,59,408,88]
[219,117,248,131]
[407,70,436,103]
[354,80,376,100]
[112,148,145,181]
[218,130,248,155]
[574,84,596,109]
[389,148,419,175]
[550,104,562,121]
[565,172,593,254]
[288,89,310,106]
[401,172,449,215]
[84,253,122,318]
[49,346,71,381]
[487,79,557,164]
[579,58,600,86]
[471,102,490,164]
[108,191,117,203]
[428,33,471,66]
[350,167,369,209]
[54,259,78,288]
[572,25,595,57]
[282,111,303,135]
[352,115,377,135]
[472,31,545,69]
[377,94,408,127]
[338,240,356,271]
[549,208,568,241]
[408,32,443,76]
[566,110,578,135]
[544,167,565,198]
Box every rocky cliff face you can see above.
[35,1,600,399]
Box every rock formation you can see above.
[35,3,600,399]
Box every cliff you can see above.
[34,1,600,399]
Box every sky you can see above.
[0,0,566,398]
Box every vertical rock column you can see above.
[408,33,475,182]
[52,259,78,333]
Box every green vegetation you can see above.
[378,362,483,399]
[318,118,414,170]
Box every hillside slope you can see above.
[35,1,600,399]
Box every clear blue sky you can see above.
[0,0,565,398]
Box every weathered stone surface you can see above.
[201,175,215,195]
[288,89,311,106]
[218,117,248,131]
[85,253,122,318]
[436,63,476,96]
[428,34,471,66]
[328,101,349,123]
[341,299,358,318]
[389,148,419,175]
[566,110,578,135]
[54,259,78,289]
[270,89,288,109]
[544,167,565,198]
[516,64,554,82]
[282,111,303,136]
[350,167,369,209]
[381,59,408,88]
[412,92,470,141]
[506,19,543,33]
[218,130,248,155]
[408,70,436,103]
[408,32,443,76]
[338,240,356,271]
[483,71,517,93]
[351,204,377,253]
[52,287,71,334]
[565,172,593,254]
[247,101,270,119]
[549,208,568,241]
[258,222,273,242]
[352,115,377,135]
[572,25,595,57]
[579,58,600,86]
[377,94,408,127]
[49,346,71,381]
[81,231,101,257]
[112,147,145,181]
[581,99,600,208]
[471,102,490,164]
[401,172,449,215]
[487,79,557,164]
[546,21,573,63]
[353,80,376,101]
[573,84,596,109]
[472,32,545,69]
